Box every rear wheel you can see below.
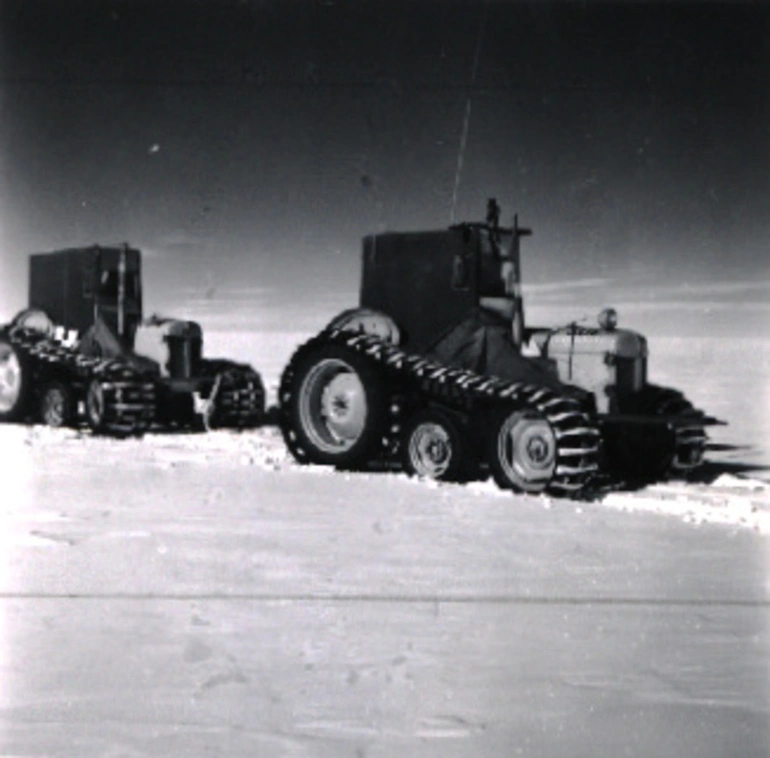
[0,337,28,422]
[402,409,466,481]
[39,382,74,427]
[281,341,389,468]
[487,409,557,494]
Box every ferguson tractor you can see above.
[279,200,719,495]
[0,244,264,435]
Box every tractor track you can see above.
[5,331,266,435]
[639,385,710,475]
[280,329,601,496]
[202,362,265,429]
[7,328,156,436]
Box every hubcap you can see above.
[496,411,556,491]
[0,344,22,413]
[526,435,550,464]
[299,359,367,453]
[409,422,452,478]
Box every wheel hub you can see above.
[299,358,368,453]
[495,410,557,492]
[320,373,365,441]
[526,435,551,466]
[410,422,452,477]
[427,438,449,464]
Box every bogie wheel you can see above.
[402,409,466,482]
[85,379,107,433]
[487,409,557,493]
[39,382,74,428]
[0,337,28,422]
[282,342,389,468]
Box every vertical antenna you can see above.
[118,244,127,339]
[449,0,489,224]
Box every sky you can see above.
[1,0,768,337]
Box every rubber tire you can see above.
[0,337,29,422]
[486,408,558,494]
[39,382,74,428]
[281,341,389,468]
[402,408,466,482]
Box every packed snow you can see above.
[5,421,770,535]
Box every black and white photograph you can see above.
[1,0,768,755]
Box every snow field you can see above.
[1,331,769,757]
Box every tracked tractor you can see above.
[0,244,264,435]
[279,200,720,495]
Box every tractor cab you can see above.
[359,205,530,353]
[28,245,143,348]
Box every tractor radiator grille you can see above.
[616,356,647,395]
[167,336,202,379]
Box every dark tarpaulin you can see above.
[79,314,159,375]
[425,307,569,393]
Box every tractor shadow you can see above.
[355,442,770,499]
[688,442,770,484]
[112,405,284,437]
[684,447,770,485]
[586,443,770,498]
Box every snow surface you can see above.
[1,332,769,756]
[5,423,770,536]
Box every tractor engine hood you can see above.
[136,318,203,340]
[534,327,649,414]
[538,328,648,360]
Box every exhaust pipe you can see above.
[508,214,531,348]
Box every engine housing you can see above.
[133,318,203,379]
[533,328,648,414]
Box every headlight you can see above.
[598,307,618,331]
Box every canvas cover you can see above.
[425,307,571,393]
[79,314,159,375]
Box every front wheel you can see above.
[280,341,389,468]
[487,409,557,494]
[402,409,466,482]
